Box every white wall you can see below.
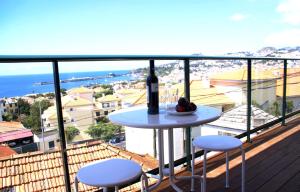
[0,109,3,121]
[125,127,155,156]
[34,132,59,152]
[252,80,277,109]
[215,85,243,105]
[125,127,185,162]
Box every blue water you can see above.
[0,70,132,98]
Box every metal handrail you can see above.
[1,55,300,192]
[0,55,300,62]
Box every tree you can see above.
[45,92,55,99]
[21,100,51,134]
[286,100,294,113]
[17,98,31,115]
[60,88,67,96]
[2,112,14,121]
[85,122,121,141]
[98,116,109,123]
[251,100,260,108]
[270,101,280,117]
[64,126,80,143]
[94,89,114,99]
[100,84,113,90]
[86,123,103,139]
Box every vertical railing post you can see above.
[281,59,287,126]
[247,59,252,142]
[184,59,191,169]
[52,60,71,192]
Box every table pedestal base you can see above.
[148,128,196,192]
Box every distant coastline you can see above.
[0,70,134,98]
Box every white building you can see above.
[67,87,94,102]
[33,130,59,152]
[39,88,95,152]
[94,94,122,121]
[198,105,276,141]
[0,98,19,116]
[209,68,279,110]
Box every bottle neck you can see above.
[149,62,155,75]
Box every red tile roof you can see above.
[0,140,158,192]
[0,121,25,133]
[0,145,17,158]
[0,129,33,143]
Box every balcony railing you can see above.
[0,55,300,192]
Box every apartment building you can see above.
[0,98,18,117]
[94,94,121,122]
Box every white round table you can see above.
[109,105,222,192]
[192,135,245,192]
[74,159,143,192]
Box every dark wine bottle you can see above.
[147,60,159,114]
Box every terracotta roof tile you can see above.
[0,145,17,158]
[0,121,25,133]
[0,140,158,191]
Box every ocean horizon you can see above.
[0,70,133,98]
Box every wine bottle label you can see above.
[151,83,158,92]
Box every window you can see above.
[4,109,6,112]
[71,118,74,122]
[49,141,55,149]
[8,142,17,147]
[47,123,50,127]
[70,108,73,111]
[9,103,12,107]
[15,109,18,113]
[22,139,31,144]
[104,111,108,115]
[96,111,100,116]
[102,103,110,108]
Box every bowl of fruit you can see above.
[167,97,197,115]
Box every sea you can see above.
[0,70,133,98]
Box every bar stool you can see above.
[192,135,245,192]
[74,158,149,192]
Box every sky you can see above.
[0,0,300,75]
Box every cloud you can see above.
[264,29,300,47]
[229,13,248,21]
[277,0,300,25]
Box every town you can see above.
[0,46,300,191]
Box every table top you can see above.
[77,158,142,187]
[108,105,222,129]
[193,135,242,151]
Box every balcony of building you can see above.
[153,116,300,192]
[0,55,299,192]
